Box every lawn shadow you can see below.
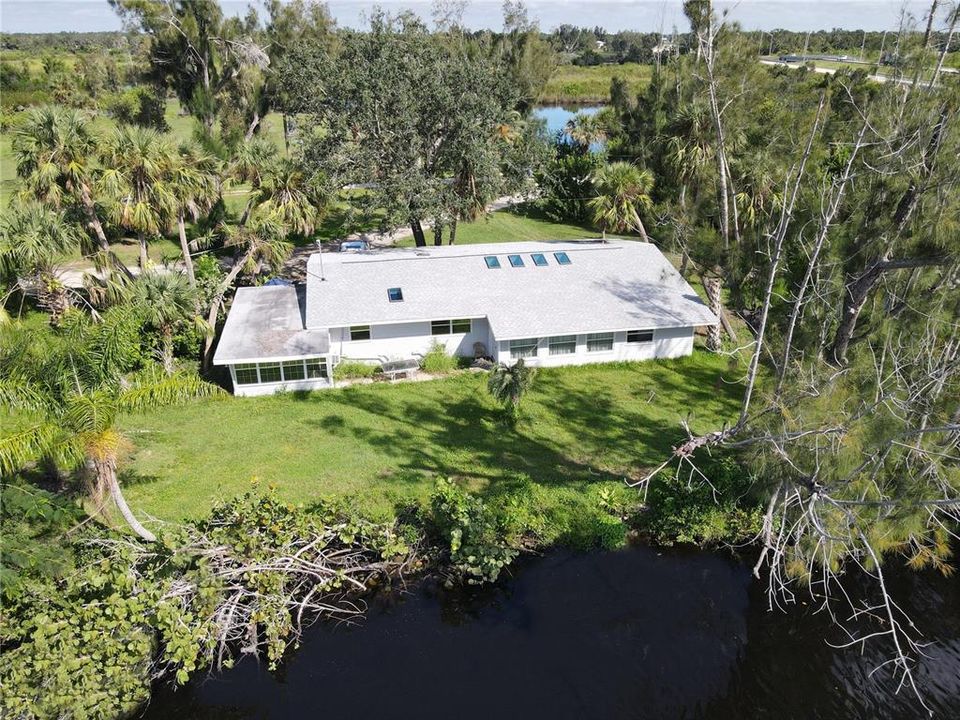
[117,468,164,488]
[303,360,740,502]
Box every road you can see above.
[759,59,940,88]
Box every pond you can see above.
[533,104,605,150]
[143,545,960,719]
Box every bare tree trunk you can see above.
[161,326,174,376]
[138,232,148,269]
[244,110,261,141]
[635,217,650,242]
[239,196,254,227]
[410,217,427,247]
[79,184,110,252]
[703,276,723,351]
[679,246,691,277]
[282,113,291,154]
[98,455,156,542]
[433,218,444,246]
[831,255,950,364]
[448,216,458,245]
[178,212,197,287]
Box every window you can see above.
[586,332,614,352]
[509,338,538,358]
[350,325,370,341]
[432,319,472,335]
[548,335,577,355]
[305,359,328,379]
[627,330,654,343]
[258,362,282,383]
[508,254,525,267]
[234,363,258,385]
[554,251,572,266]
[387,287,403,302]
[484,256,501,269]
[531,253,548,267]
[282,360,305,381]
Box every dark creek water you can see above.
[143,546,960,720]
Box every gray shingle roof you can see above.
[305,240,717,340]
[213,285,329,364]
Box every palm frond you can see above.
[119,366,225,412]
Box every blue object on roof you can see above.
[341,240,369,252]
[264,278,294,287]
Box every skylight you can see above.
[484,256,501,269]
[387,287,403,302]
[531,253,548,266]
[508,254,525,267]
[554,252,572,265]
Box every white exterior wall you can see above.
[231,376,333,397]
[496,326,695,367]
[332,318,490,362]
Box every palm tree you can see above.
[251,158,327,237]
[0,201,84,323]
[98,125,178,269]
[0,317,223,541]
[170,143,221,286]
[487,358,536,422]
[125,271,207,375]
[589,161,655,241]
[13,106,110,252]
[230,137,279,226]
[564,112,607,151]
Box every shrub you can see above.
[640,455,764,546]
[419,341,458,374]
[426,479,518,586]
[332,360,380,380]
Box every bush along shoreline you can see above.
[0,464,762,719]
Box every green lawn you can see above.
[121,353,742,522]
[541,63,651,103]
[398,205,607,247]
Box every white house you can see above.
[213,240,718,396]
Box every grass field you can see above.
[541,63,651,103]
[397,205,604,247]
[121,353,742,523]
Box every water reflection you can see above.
[144,546,959,720]
[533,105,605,151]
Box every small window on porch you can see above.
[306,359,328,379]
[258,362,282,383]
[510,338,538,358]
[282,360,306,381]
[350,325,371,341]
[627,330,654,343]
[234,363,258,385]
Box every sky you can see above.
[0,1,943,35]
